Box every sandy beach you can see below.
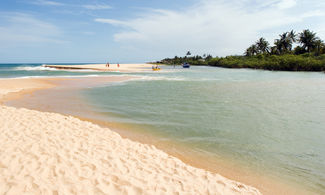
[2,0,325,193]
[44,63,155,72]
[0,77,261,195]
[0,78,56,103]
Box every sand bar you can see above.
[0,105,260,195]
[44,63,155,72]
[0,76,135,103]
[0,78,57,103]
[0,78,261,194]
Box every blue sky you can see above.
[0,0,325,63]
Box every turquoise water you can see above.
[1,64,325,193]
[81,67,325,193]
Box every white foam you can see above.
[14,66,100,72]
[14,66,59,71]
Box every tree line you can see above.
[245,29,324,56]
[157,51,213,65]
[157,29,325,71]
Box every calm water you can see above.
[1,64,325,193]
[82,67,325,193]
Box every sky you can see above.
[0,0,325,63]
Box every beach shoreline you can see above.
[44,63,155,72]
[1,75,317,194]
[0,76,263,194]
[1,75,315,194]
[0,104,262,194]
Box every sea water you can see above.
[1,64,325,193]
[0,63,119,78]
[81,66,325,193]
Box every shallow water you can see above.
[2,64,325,193]
[81,66,325,193]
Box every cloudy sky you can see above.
[0,0,325,63]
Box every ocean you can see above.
[1,63,325,194]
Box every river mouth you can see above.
[5,67,325,194]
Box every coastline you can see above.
[1,75,318,194]
[0,105,260,194]
[74,117,312,195]
[0,79,259,194]
[44,63,155,72]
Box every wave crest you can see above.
[14,66,59,71]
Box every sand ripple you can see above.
[0,106,260,195]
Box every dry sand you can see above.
[0,105,260,195]
[44,63,155,72]
[0,78,261,195]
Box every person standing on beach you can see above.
[117,63,120,68]
[106,62,110,68]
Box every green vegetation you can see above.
[158,54,212,65]
[157,29,325,71]
[208,54,325,71]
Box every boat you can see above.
[183,62,190,68]
[152,65,161,71]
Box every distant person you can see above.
[117,63,120,68]
[107,62,110,68]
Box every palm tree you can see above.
[274,31,296,54]
[288,30,297,43]
[274,39,284,54]
[270,46,279,55]
[256,37,270,54]
[299,29,318,53]
[314,39,324,55]
[245,44,258,56]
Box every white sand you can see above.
[0,79,261,195]
[44,64,155,72]
[0,106,260,195]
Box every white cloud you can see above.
[277,0,297,9]
[95,18,127,26]
[95,0,325,57]
[32,0,64,6]
[0,13,63,48]
[82,4,112,10]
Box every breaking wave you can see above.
[14,66,59,71]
